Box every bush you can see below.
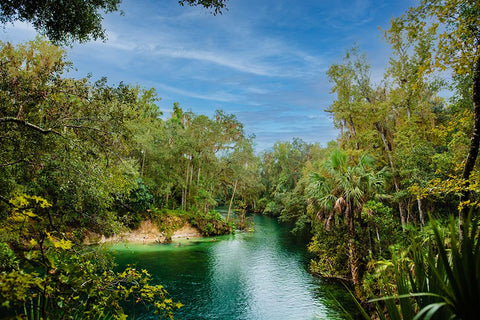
[0,242,18,271]
[188,210,233,236]
[308,223,350,279]
[0,195,181,319]
[353,213,480,320]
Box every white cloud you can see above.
[75,2,327,80]
[93,34,324,78]
[154,82,241,103]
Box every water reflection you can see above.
[112,215,348,320]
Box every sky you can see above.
[1,0,417,152]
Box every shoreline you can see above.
[85,220,202,245]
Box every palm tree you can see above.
[309,149,385,297]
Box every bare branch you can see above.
[0,117,63,136]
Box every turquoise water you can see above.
[111,215,351,319]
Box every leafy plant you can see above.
[353,212,480,320]
[0,195,182,319]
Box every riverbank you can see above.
[85,220,202,244]
[85,208,233,245]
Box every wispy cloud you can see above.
[154,81,241,103]
[76,1,327,80]
[92,33,324,78]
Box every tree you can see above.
[1,38,256,317]
[327,40,447,230]
[0,39,156,234]
[0,0,121,43]
[0,0,228,44]
[133,103,257,215]
[309,150,385,297]
[399,0,480,234]
[179,0,228,15]
[382,22,443,229]
[221,136,261,223]
[326,48,373,151]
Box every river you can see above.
[111,215,352,319]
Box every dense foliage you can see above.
[0,39,259,318]
[1,0,480,319]
[258,0,480,318]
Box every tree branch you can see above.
[0,117,63,136]
[0,159,29,167]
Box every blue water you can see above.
[111,215,350,319]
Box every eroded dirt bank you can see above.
[85,220,201,244]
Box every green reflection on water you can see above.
[111,215,352,320]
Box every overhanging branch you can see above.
[0,117,63,136]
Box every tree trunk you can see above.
[462,50,480,184]
[189,163,194,189]
[181,189,185,211]
[349,116,359,150]
[375,122,406,231]
[140,150,146,176]
[346,201,362,298]
[325,211,334,231]
[405,96,411,120]
[406,201,412,224]
[375,226,382,255]
[227,180,237,223]
[398,200,406,230]
[183,160,190,210]
[340,121,345,141]
[187,161,194,207]
[417,197,425,228]
[460,53,480,239]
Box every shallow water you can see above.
[111,215,351,319]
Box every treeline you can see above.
[0,39,260,233]
[257,1,480,318]
[0,39,260,318]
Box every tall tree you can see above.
[221,136,260,222]
[309,150,385,297]
[0,39,155,233]
[383,21,442,228]
[400,0,480,233]
[326,48,373,151]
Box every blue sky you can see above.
[1,0,417,151]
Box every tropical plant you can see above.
[308,149,386,297]
[353,212,480,320]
